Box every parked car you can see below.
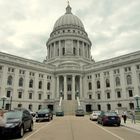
[97,111,121,126]
[1,108,33,138]
[75,109,85,116]
[55,107,64,116]
[35,108,53,122]
[90,111,101,121]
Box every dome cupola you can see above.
[53,4,85,31]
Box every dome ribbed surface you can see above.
[53,14,85,31]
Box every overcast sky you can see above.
[0,0,140,62]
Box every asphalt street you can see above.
[14,116,140,140]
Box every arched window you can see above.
[19,77,23,87]
[7,75,13,85]
[127,75,132,85]
[47,82,50,90]
[97,81,100,89]
[29,79,33,88]
[88,82,92,90]
[116,77,120,86]
[107,104,111,111]
[106,79,110,87]
[38,81,42,89]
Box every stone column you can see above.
[80,75,83,99]
[59,41,61,56]
[54,42,56,57]
[82,42,85,58]
[56,76,59,99]
[77,41,79,56]
[72,75,75,100]
[64,75,67,100]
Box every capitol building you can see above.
[0,4,140,114]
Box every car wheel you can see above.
[29,122,33,131]
[102,121,105,126]
[117,123,120,126]
[18,126,24,138]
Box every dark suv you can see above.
[35,108,53,122]
[1,108,33,138]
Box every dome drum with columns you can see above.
[46,4,92,63]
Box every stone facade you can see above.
[0,5,140,113]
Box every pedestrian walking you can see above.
[130,109,136,124]
[122,111,127,123]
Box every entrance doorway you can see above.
[67,94,72,100]
[86,104,92,112]
[47,105,54,111]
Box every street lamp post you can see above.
[134,94,140,111]
[9,96,12,110]
[1,96,7,109]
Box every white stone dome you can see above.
[53,5,85,31]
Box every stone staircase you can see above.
[62,100,78,115]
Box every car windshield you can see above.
[38,108,49,113]
[92,111,101,115]
[105,112,117,116]
[4,111,22,120]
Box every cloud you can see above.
[0,0,140,62]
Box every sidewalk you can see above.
[121,119,140,131]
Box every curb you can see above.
[121,124,140,132]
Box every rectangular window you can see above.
[89,95,92,99]
[18,92,22,98]
[97,94,101,99]
[47,95,50,99]
[29,93,32,99]
[38,94,42,100]
[7,91,11,97]
[107,92,110,99]
[128,90,133,97]
[117,91,121,98]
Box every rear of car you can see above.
[55,108,64,116]
[2,108,33,138]
[90,111,101,121]
[75,109,85,116]
[98,111,121,126]
[36,108,53,122]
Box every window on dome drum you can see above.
[126,75,132,85]
[62,48,65,55]
[128,90,133,97]
[0,65,2,70]
[97,104,101,111]
[107,92,110,99]
[88,82,92,90]
[38,81,42,89]
[97,93,101,100]
[29,104,33,111]
[18,104,22,108]
[73,47,76,55]
[29,79,33,88]
[117,103,122,107]
[7,75,13,85]
[6,91,11,98]
[106,79,110,87]
[117,91,121,98]
[136,65,140,69]
[29,93,32,99]
[129,103,134,110]
[38,105,42,110]
[47,82,51,90]
[97,81,100,89]
[57,48,59,56]
[38,94,42,100]
[19,77,23,87]
[79,48,81,56]
[107,104,111,111]
[115,77,120,86]
[18,92,22,98]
